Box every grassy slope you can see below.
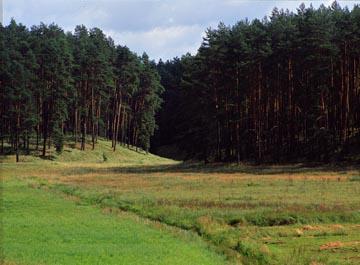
[1,140,225,265]
[0,138,176,165]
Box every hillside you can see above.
[1,138,177,165]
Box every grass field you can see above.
[2,179,224,265]
[1,139,360,264]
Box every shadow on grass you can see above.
[61,161,360,176]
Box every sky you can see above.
[2,0,358,61]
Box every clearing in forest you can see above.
[1,139,360,264]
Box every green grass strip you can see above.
[2,179,225,265]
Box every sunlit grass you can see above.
[2,139,360,264]
[1,179,225,265]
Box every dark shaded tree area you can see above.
[0,20,163,161]
[153,3,360,163]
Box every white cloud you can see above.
[105,24,205,61]
[73,6,109,27]
[223,0,251,7]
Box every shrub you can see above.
[102,152,108,162]
[349,176,360,181]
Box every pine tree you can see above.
[2,20,37,161]
[31,23,73,156]
[155,2,360,163]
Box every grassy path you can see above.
[2,179,225,265]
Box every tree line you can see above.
[2,2,360,163]
[153,2,360,162]
[0,20,163,162]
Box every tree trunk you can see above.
[257,63,262,162]
[26,131,30,155]
[236,65,241,164]
[15,105,20,162]
[74,107,78,146]
[81,118,86,151]
[91,83,95,150]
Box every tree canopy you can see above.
[153,3,360,163]
[1,20,163,160]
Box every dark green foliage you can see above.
[30,23,73,156]
[53,128,64,153]
[137,54,164,152]
[1,21,163,160]
[153,2,360,163]
[349,176,360,181]
[1,20,37,161]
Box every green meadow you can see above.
[2,179,225,265]
[1,139,360,264]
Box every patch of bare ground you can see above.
[331,224,344,229]
[302,225,322,231]
[310,262,325,265]
[320,241,360,251]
